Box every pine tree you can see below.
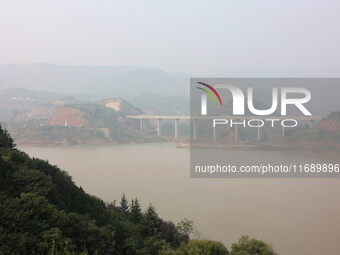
[145,204,158,221]
[119,194,129,215]
[130,198,142,223]
[0,124,15,149]
[145,204,160,235]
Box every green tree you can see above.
[160,240,228,255]
[119,193,129,215]
[230,236,277,255]
[130,198,142,223]
[12,169,53,197]
[140,236,167,255]
[145,204,161,235]
[0,124,15,149]
[176,219,194,242]
[186,240,228,255]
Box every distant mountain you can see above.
[0,88,61,111]
[1,68,340,118]
[0,64,189,99]
[0,88,87,124]
[0,88,61,103]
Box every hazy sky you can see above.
[1,0,339,74]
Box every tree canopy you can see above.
[0,124,15,149]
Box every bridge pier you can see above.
[140,119,144,133]
[234,123,238,142]
[175,119,179,139]
[193,119,197,142]
[157,119,161,136]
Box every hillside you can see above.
[96,98,143,115]
[0,88,86,124]
[275,112,340,149]
[0,124,186,254]
[5,101,143,145]
[1,88,186,145]
[317,112,340,132]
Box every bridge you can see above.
[126,115,323,141]
[126,115,189,139]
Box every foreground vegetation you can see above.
[0,125,277,254]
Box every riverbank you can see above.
[179,142,340,151]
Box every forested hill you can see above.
[0,125,277,255]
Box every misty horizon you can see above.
[1,0,340,74]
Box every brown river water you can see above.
[20,143,340,255]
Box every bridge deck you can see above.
[126,115,323,120]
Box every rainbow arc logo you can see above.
[196,82,223,106]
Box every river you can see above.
[20,143,340,255]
